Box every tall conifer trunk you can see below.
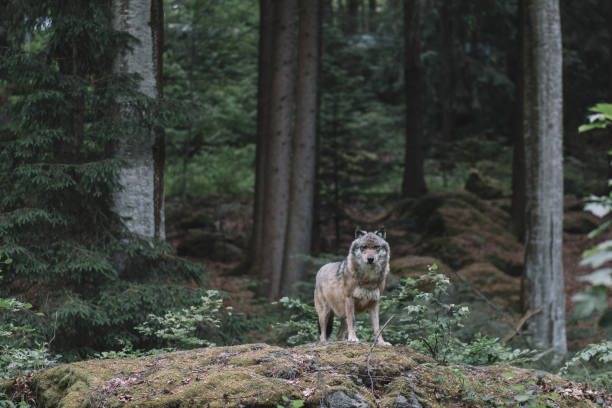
[112,0,165,240]
[511,0,526,242]
[522,0,567,357]
[252,0,275,276]
[401,0,426,197]
[281,0,321,295]
[258,0,298,299]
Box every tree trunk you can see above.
[258,0,298,299]
[112,0,164,240]
[280,0,321,296]
[607,0,612,192]
[511,0,526,242]
[439,0,455,141]
[251,0,275,276]
[522,0,567,357]
[401,0,427,197]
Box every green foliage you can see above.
[135,290,225,348]
[163,0,258,198]
[274,264,532,366]
[274,297,318,346]
[559,341,612,392]
[572,105,612,335]
[277,396,304,408]
[0,258,58,379]
[382,265,533,365]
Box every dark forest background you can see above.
[1,0,611,396]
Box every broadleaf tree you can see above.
[522,0,567,357]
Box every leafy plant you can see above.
[0,258,58,379]
[273,297,319,346]
[573,104,612,334]
[135,290,225,348]
[382,265,532,364]
[559,341,612,392]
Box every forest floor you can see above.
[165,188,611,351]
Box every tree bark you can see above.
[258,0,298,299]
[439,0,456,141]
[401,0,427,197]
[112,0,164,240]
[280,0,321,296]
[251,0,275,275]
[522,0,567,357]
[511,0,526,242]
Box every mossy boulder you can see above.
[456,262,521,312]
[464,170,504,200]
[407,192,524,276]
[8,343,608,408]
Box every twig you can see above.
[502,306,543,344]
[531,347,554,362]
[366,315,395,405]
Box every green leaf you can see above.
[572,286,609,318]
[514,394,532,402]
[577,269,612,287]
[578,122,608,133]
[588,219,612,238]
[290,401,304,408]
[501,372,514,378]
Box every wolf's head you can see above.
[350,227,389,267]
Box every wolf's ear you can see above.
[375,227,386,240]
[355,226,367,239]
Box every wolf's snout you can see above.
[367,256,374,264]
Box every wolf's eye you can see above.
[374,246,380,250]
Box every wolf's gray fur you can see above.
[314,227,390,345]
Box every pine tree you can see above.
[0,0,203,353]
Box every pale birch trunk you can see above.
[522,0,567,357]
[280,0,320,296]
[112,0,165,240]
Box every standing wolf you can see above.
[314,227,391,345]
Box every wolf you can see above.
[314,227,391,345]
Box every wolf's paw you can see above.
[377,340,391,346]
[347,336,360,342]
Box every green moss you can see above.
[19,343,607,408]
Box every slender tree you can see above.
[251,0,275,276]
[522,0,567,357]
[439,0,456,141]
[112,0,165,240]
[401,0,427,197]
[281,0,321,295]
[258,0,299,299]
[511,0,526,242]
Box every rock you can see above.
[409,192,524,276]
[7,342,608,408]
[457,262,521,312]
[464,170,504,200]
[325,390,369,408]
[395,392,422,408]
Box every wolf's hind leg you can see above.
[336,318,347,340]
[316,303,332,342]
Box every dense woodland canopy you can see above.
[0,0,612,401]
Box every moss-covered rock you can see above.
[404,192,524,276]
[10,343,609,408]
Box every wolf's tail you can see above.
[318,313,334,337]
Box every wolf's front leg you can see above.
[344,297,359,342]
[370,303,391,346]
